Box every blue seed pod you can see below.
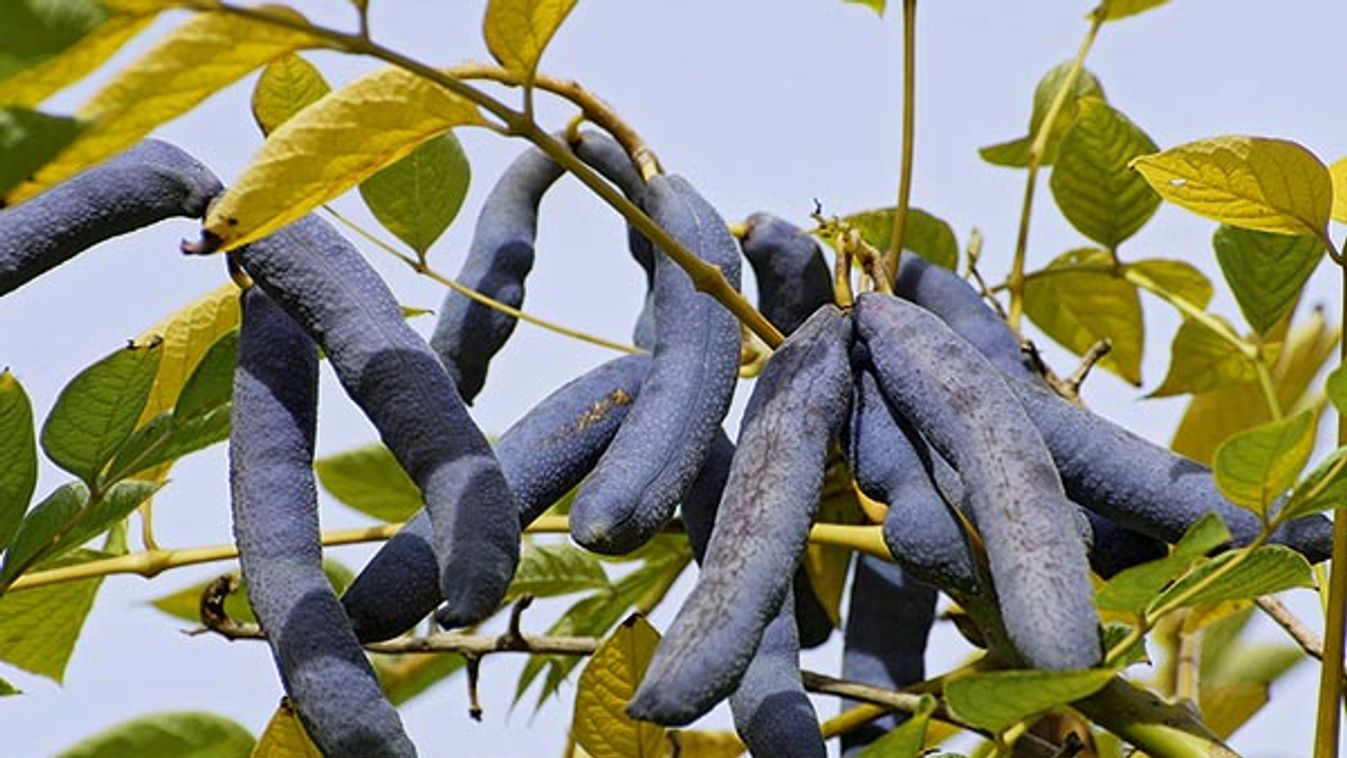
[841,556,937,756]
[342,354,650,642]
[429,146,564,403]
[1082,510,1169,578]
[1,139,221,295]
[569,174,742,555]
[628,305,852,725]
[740,213,834,336]
[231,288,415,758]
[681,432,827,757]
[856,292,1101,671]
[230,214,518,630]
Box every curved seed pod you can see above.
[855,292,1101,671]
[230,214,518,630]
[1082,510,1169,578]
[231,288,415,758]
[740,213,834,336]
[841,556,937,756]
[428,145,565,403]
[569,174,742,555]
[847,357,981,596]
[0,139,222,296]
[894,253,1333,560]
[628,305,852,725]
[341,354,650,642]
[569,130,657,350]
[681,432,827,758]
[792,570,835,650]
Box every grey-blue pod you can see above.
[569,174,742,555]
[0,139,222,295]
[841,556,937,756]
[681,432,826,758]
[740,213,834,336]
[893,253,1333,561]
[855,292,1101,671]
[569,129,656,349]
[228,214,519,630]
[342,353,651,642]
[429,146,564,403]
[628,305,852,725]
[230,288,415,758]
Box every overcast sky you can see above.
[3,1,1347,756]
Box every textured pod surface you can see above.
[629,305,852,725]
[231,214,519,629]
[841,556,937,756]
[680,432,826,757]
[740,213,834,336]
[856,292,1101,671]
[429,145,564,403]
[847,355,981,596]
[1083,510,1169,578]
[341,354,650,641]
[231,288,414,758]
[569,174,742,554]
[0,139,222,296]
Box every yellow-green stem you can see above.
[1005,6,1106,331]
[881,0,917,285]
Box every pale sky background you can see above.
[3,1,1347,756]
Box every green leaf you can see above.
[573,614,666,758]
[1281,445,1347,521]
[1331,157,1347,224]
[1204,642,1303,688]
[0,370,37,552]
[41,341,161,485]
[1023,248,1143,385]
[1151,546,1314,616]
[1103,0,1169,21]
[150,560,353,624]
[840,207,959,270]
[483,0,578,81]
[852,695,936,758]
[174,330,237,421]
[0,481,88,584]
[1212,225,1324,335]
[0,552,103,682]
[1096,512,1230,613]
[1199,682,1267,740]
[945,669,1115,733]
[0,107,85,196]
[507,543,611,602]
[315,442,423,522]
[0,676,18,695]
[844,0,885,14]
[1131,136,1334,238]
[1049,98,1160,247]
[980,63,1106,168]
[1128,259,1213,310]
[52,711,254,758]
[359,132,471,256]
[251,52,330,136]
[1328,365,1347,416]
[0,0,108,81]
[1212,410,1315,515]
[1150,317,1255,398]
[252,702,321,758]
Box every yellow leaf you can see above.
[251,701,323,758]
[1131,136,1333,238]
[1024,248,1143,385]
[0,14,154,108]
[1330,157,1347,223]
[9,8,319,202]
[573,614,667,758]
[1150,316,1258,398]
[483,0,578,80]
[203,64,487,251]
[1199,682,1267,739]
[251,53,330,136]
[1103,0,1168,21]
[666,730,745,758]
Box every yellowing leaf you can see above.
[483,0,578,81]
[666,730,745,758]
[573,614,666,758]
[9,9,319,202]
[203,64,486,251]
[1330,157,1347,223]
[0,14,153,108]
[252,701,323,758]
[0,561,102,682]
[251,53,330,136]
[1128,259,1213,310]
[1131,136,1333,238]
[1150,317,1255,398]
[1025,248,1143,384]
[1200,682,1267,739]
[137,283,241,428]
[1103,0,1168,21]
[844,0,886,14]
[1049,98,1160,247]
